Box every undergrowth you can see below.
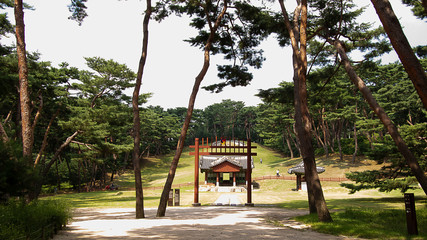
[0,200,71,239]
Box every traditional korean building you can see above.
[287,161,325,191]
[199,155,254,187]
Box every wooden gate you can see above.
[189,137,257,206]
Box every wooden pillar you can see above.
[245,139,254,206]
[296,174,301,191]
[216,172,219,187]
[233,172,236,187]
[205,172,208,184]
[193,138,201,206]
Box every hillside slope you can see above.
[117,143,387,188]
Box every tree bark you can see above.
[131,0,152,219]
[157,1,228,217]
[336,119,343,161]
[279,0,332,222]
[14,0,32,159]
[371,0,427,109]
[334,40,427,195]
[320,108,329,158]
[283,131,294,159]
[352,102,358,164]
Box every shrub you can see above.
[0,200,71,239]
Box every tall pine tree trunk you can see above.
[131,0,152,219]
[283,131,294,159]
[157,1,228,217]
[279,0,332,222]
[337,119,344,161]
[352,101,358,164]
[14,0,32,160]
[371,0,427,109]
[334,40,427,195]
[320,108,329,158]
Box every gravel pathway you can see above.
[213,194,243,206]
[54,206,359,239]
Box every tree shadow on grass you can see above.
[315,154,378,170]
[276,195,427,211]
[267,158,301,169]
[66,194,159,208]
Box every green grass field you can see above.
[43,144,427,239]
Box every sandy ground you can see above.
[54,206,359,240]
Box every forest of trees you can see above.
[1,51,425,196]
[0,0,426,222]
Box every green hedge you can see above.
[0,200,71,239]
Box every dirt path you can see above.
[54,206,358,239]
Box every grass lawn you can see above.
[295,207,427,239]
[43,144,427,239]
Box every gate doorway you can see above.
[189,137,257,206]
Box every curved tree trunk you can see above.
[334,40,427,195]
[371,0,427,109]
[157,1,229,217]
[131,0,152,219]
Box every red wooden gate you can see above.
[189,137,257,206]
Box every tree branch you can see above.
[0,121,9,142]
[71,140,97,150]
[31,92,43,150]
[34,108,60,167]
[42,131,80,176]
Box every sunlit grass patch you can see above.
[295,207,427,239]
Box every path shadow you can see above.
[57,207,344,240]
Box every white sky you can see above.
[3,0,426,109]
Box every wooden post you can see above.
[297,174,302,191]
[245,139,254,206]
[168,189,173,206]
[174,189,180,206]
[216,172,219,186]
[233,172,236,187]
[404,193,418,235]
[193,138,201,206]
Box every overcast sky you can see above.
[4,0,426,109]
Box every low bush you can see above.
[0,199,71,239]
